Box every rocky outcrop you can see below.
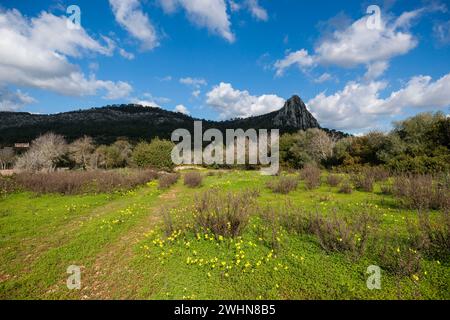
[273,95,319,130]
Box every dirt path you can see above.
[5,189,154,276]
[77,186,181,299]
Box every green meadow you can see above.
[0,170,448,300]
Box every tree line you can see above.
[0,111,448,174]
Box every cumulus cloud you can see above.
[274,8,430,77]
[159,0,234,42]
[0,9,132,99]
[206,82,285,119]
[0,87,36,111]
[307,72,450,130]
[175,104,190,115]
[109,0,159,50]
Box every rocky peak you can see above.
[273,95,320,130]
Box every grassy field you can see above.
[0,170,448,300]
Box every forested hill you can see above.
[0,95,347,145]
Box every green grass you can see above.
[0,171,448,299]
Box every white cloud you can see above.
[192,89,201,98]
[307,81,388,130]
[109,0,159,50]
[314,73,332,83]
[175,104,190,115]
[0,87,36,111]
[382,73,450,110]
[206,82,284,119]
[180,77,207,88]
[307,72,450,130]
[433,20,450,45]
[131,99,162,108]
[274,49,315,76]
[246,0,268,21]
[364,61,389,80]
[159,0,234,42]
[119,48,135,60]
[0,9,132,99]
[228,0,241,12]
[274,8,429,78]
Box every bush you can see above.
[377,236,422,277]
[193,189,258,238]
[380,184,392,195]
[132,138,175,171]
[14,170,158,195]
[351,173,374,192]
[339,180,353,194]
[393,174,450,210]
[311,211,376,258]
[276,203,314,235]
[266,176,299,194]
[408,211,450,262]
[184,171,203,188]
[158,173,179,189]
[301,164,321,189]
[0,176,18,197]
[327,174,342,187]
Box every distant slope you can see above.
[0,95,347,145]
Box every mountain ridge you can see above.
[0,95,347,145]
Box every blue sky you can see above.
[0,0,449,133]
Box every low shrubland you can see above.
[393,174,450,210]
[10,169,158,195]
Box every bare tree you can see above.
[69,136,95,169]
[0,147,15,169]
[15,133,67,172]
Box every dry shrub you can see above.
[351,173,374,192]
[0,176,18,197]
[14,169,157,195]
[377,235,422,277]
[327,174,342,187]
[193,188,258,238]
[393,175,450,210]
[158,173,180,189]
[301,164,321,190]
[276,202,314,235]
[339,180,353,194]
[184,171,203,188]
[408,211,450,262]
[311,211,377,258]
[366,166,390,182]
[266,176,298,194]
